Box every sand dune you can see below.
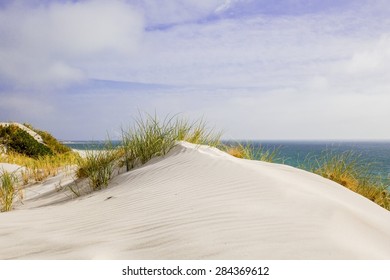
[1,142,390,259]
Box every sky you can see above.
[1,0,390,140]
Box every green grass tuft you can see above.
[0,170,19,212]
[76,144,119,190]
[120,113,222,172]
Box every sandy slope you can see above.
[0,142,390,259]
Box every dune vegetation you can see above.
[0,123,80,208]
[223,142,282,162]
[0,170,20,212]
[77,114,222,190]
[76,145,120,191]
[0,124,52,158]
[305,151,390,210]
[1,115,389,212]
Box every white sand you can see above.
[0,142,390,259]
[0,163,23,174]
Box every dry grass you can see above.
[307,151,390,210]
[0,151,80,184]
[224,143,281,163]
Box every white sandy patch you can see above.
[0,163,23,174]
[0,142,389,259]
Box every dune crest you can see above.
[1,142,390,259]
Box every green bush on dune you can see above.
[0,125,53,158]
[0,124,80,188]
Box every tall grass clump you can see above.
[0,170,19,212]
[173,118,222,147]
[121,113,222,171]
[224,143,281,163]
[121,114,176,171]
[76,144,119,190]
[307,151,390,210]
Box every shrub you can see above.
[0,125,53,158]
[0,170,19,212]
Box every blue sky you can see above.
[1,0,390,140]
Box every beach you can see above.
[1,142,390,259]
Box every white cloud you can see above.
[0,0,144,89]
[346,35,390,74]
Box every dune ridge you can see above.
[0,142,390,259]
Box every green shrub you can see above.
[0,125,53,158]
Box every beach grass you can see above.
[173,117,222,147]
[120,113,177,170]
[0,151,80,184]
[306,151,390,210]
[120,113,222,172]
[76,114,222,191]
[224,143,281,163]
[76,144,119,190]
[0,170,19,212]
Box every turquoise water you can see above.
[229,141,390,187]
[246,141,389,180]
[64,140,390,187]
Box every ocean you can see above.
[64,140,390,187]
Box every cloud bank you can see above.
[0,0,143,88]
[1,0,390,140]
